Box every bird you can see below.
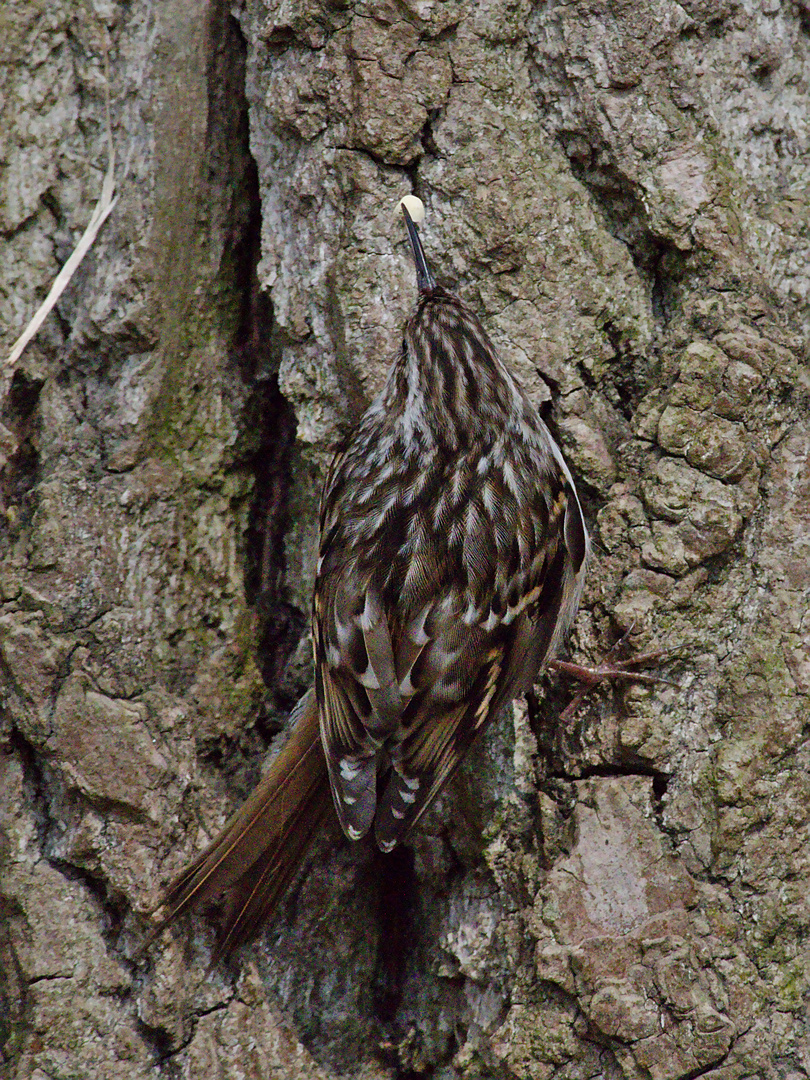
[144,196,590,962]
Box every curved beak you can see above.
[401,204,435,294]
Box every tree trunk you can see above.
[1,2,808,1077]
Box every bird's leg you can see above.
[548,629,680,722]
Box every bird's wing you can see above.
[373,465,588,851]
[313,571,403,839]
[316,436,588,849]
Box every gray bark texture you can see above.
[1,1,808,1077]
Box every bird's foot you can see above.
[548,632,681,721]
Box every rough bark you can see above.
[1,1,808,1078]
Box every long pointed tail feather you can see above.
[140,688,334,961]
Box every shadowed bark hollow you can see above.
[1,1,809,1078]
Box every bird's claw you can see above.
[547,643,682,722]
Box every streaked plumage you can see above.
[145,203,589,958]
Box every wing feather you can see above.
[316,428,588,851]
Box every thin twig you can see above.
[4,50,118,371]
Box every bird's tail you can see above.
[143,688,334,962]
